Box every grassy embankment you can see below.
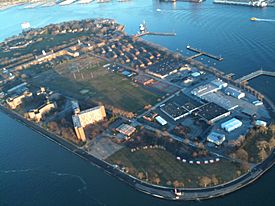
[107,147,243,188]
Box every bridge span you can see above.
[236,69,275,83]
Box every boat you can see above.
[174,188,182,197]
[21,22,31,30]
[250,17,257,21]
[139,21,147,33]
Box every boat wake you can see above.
[253,18,275,22]
[1,169,107,205]
[50,171,88,192]
[0,168,37,174]
[0,168,88,193]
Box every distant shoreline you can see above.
[0,0,56,11]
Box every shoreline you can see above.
[1,102,274,200]
[0,16,274,200]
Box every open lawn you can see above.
[47,57,160,113]
[107,147,242,188]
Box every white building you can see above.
[211,78,228,89]
[255,120,267,127]
[191,84,220,98]
[207,132,226,145]
[155,116,167,126]
[221,118,242,132]
[224,87,245,99]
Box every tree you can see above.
[199,176,212,187]
[257,140,269,151]
[269,137,275,150]
[235,148,249,161]
[236,170,242,177]
[258,149,268,161]
[211,176,219,186]
[47,121,60,134]
[183,138,190,145]
[172,180,184,188]
[166,180,172,186]
[270,124,275,136]
[153,177,161,185]
[173,180,180,188]
[258,126,268,134]
[241,161,250,172]
[137,172,145,180]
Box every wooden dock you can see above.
[236,69,275,83]
[186,46,223,61]
[134,32,176,38]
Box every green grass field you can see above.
[79,66,159,113]
[33,57,159,114]
[107,148,242,188]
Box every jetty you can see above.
[213,0,268,7]
[186,46,223,61]
[134,32,176,38]
[59,0,77,6]
[236,69,275,83]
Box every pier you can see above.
[134,32,176,38]
[213,0,268,7]
[236,69,275,83]
[186,46,223,61]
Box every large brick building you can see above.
[72,105,106,142]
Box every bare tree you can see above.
[199,176,212,187]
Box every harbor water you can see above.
[0,1,275,205]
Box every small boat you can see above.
[250,17,257,21]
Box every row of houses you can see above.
[93,36,162,70]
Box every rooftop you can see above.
[196,102,230,123]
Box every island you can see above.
[0,18,274,200]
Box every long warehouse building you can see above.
[221,118,242,132]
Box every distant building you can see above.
[207,132,225,145]
[191,72,201,78]
[72,105,106,141]
[224,87,245,99]
[116,124,136,137]
[191,83,219,98]
[6,91,32,109]
[143,111,158,122]
[36,87,46,96]
[196,102,230,124]
[211,78,228,89]
[134,75,154,86]
[252,100,263,106]
[191,78,227,98]
[28,101,56,122]
[221,118,242,132]
[71,100,80,114]
[160,102,190,121]
[155,116,168,126]
[255,120,267,127]
[7,82,27,94]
